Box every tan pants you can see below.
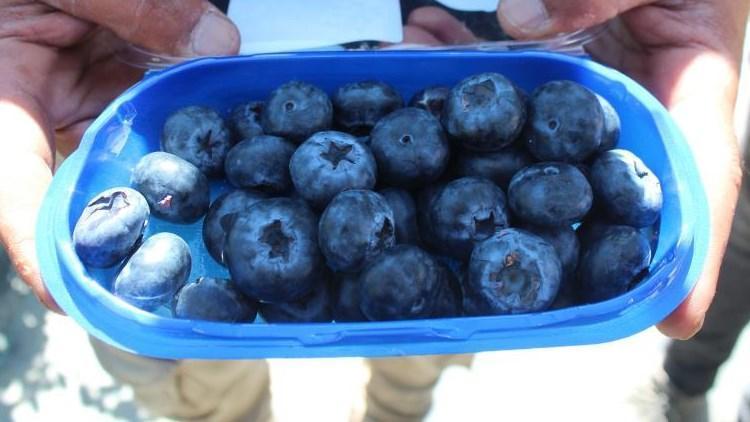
[90,338,472,422]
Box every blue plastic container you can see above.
[36,51,709,359]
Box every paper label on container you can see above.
[227,0,404,55]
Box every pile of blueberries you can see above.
[72,72,662,324]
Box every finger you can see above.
[497,0,653,39]
[43,0,239,57]
[407,6,480,45]
[399,24,442,46]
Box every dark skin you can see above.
[0,0,746,339]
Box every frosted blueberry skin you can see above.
[519,224,580,283]
[454,144,534,191]
[229,101,265,142]
[332,272,368,322]
[224,135,296,194]
[161,106,232,177]
[113,233,191,312]
[262,80,333,143]
[596,94,621,152]
[73,187,149,268]
[465,229,562,315]
[173,277,258,322]
[379,188,420,245]
[202,189,267,265]
[332,80,403,136]
[409,85,451,119]
[259,271,333,323]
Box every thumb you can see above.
[497,0,653,39]
[43,0,239,57]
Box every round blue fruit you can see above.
[131,152,210,224]
[369,107,450,188]
[590,149,663,228]
[161,106,232,176]
[259,271,333,323]
[113,232,191,312]
[596,94,620,152]
[442,72,526,152]
[465,228,562,315]
[289,131,377,209]
[454,144,533,191]
[520,224,580,282]
[224,198,322,303]
[379,188,420,245]
[229,101,264,142]
[224,135,296,193]
[173,277,258,322]
[318,190,396,273]
[332,80,403,135]
[359,245,443,321]
[333,272,367,322]
[409,85,451,119]
[261,80,333,142]
[427,177,510,260]
[73,187,149,268]
[432,262,464,318]
[202,189,267,265]
[525,80,604,162]
[508,163,593,227]
[578,225,651,303]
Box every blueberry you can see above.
[508,163,592,227]
[379,188,419,244]
[229,101,265,141]
[319,190,396,273]
[202,189,267,265]
[131,152,210,224]
[262,81,333,142]
[590,149,663,228]
[519,224,579,282]
[454,144,534,191]
[465,228,562,315]
[415,182,447,251]
[224,135,296,193]
[428,177,510,260]
[525,80,604,162]
[578,225,651,303]
[224,198,322,303]
[73,187,149,268]
[442,72,526,152]
[113,233,191,312]
[409,85,451,119]
[161,106,232,176]
[259,272,333,323]
[332,80,403,135]
[359,245,442,321]
[333,272,367,322]
[432,262,464,318]
[370,108,450,188]
[289,131,377,209]
[173,277,258,322]
[596,94,620,152]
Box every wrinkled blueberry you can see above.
[161,106,232,176]
[465,229,562,315]
[590,149,663,228]
[428,177,510,260]
[333,80,403,135]
[409,85,451,119]
[224,135,296,193]
[131,152,210,224]
[508,163,592,227]
[73,187,149,268]
[578,225,651,303]
[113,232,191,312]
[359,245,442,321]
[224,198,322,303]
[370,108,450,188]
[454,144,534,191]
[229,101,265,141]
[519,224,579,281]
[202,189,267,265]
[442,72,526,152]
[319,190,396,273]
[262,80,333,142]
[333,272,367,322]
[379,188,419,244]
[259,272,333,323]
[597,94,620,152]
[525,80,604,162]
[289,131,377,208]
[173,277,258,322]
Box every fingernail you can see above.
[189,10,239,57]
[499,0,550,35]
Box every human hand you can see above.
[0,0,239,312]
[494,0,749,339]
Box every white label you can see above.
[436,0,499,12]
[227,0,404,55]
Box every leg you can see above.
[363,354,473,422]
[90,338,272,422]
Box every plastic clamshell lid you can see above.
[37,51,709,359]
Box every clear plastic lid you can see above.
[116,0,608,69]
